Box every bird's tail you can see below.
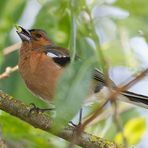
[120,91,148,109]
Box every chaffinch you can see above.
[16,26,148,109]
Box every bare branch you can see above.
[3,42,21,56]
[111,68,148,100]
[112,101,128,148]
[0,65,18,80]
[80,68,148,132]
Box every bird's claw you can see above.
[29,103,54,115]
[69,108,83,135]
[69,121,82,137]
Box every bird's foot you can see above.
[69,108,83,134]
[69,121,82,138]
[69,121,81,128]
[29,103,54,114]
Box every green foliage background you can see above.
[0,0,148,147]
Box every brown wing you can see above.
[44,46,70,66]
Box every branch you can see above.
[80,68,148,131]
[0,65,18,80]
[0,90,119,148]
[3,42,21,55]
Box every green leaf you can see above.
[0,112,67,148]
[115,117,146,145]
[34,1,70,46]
[0,0,27,49]
[53,59,95,132]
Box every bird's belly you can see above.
[25,78,54,101]
[19,54,64,102]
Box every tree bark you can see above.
[0,90,120,148]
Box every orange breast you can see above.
[19,51,64,102]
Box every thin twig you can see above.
[80,99,109,132]
[110,68,148,100]
[0,65,18,80]
[112,101,128,148]
[88,104,133,126]
[80,68,148,132]
[3,42,21,56]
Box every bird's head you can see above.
[16,25,53,48]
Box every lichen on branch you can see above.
[0,90,120,148]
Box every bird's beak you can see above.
[16,25,32,41]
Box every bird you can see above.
[16,25,148,110]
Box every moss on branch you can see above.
[0,90,120,148]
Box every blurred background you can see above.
[0,0,148,147]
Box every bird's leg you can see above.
[29,103,55,114]
[69,108,83,128]
[78,108,83,126]
[68,108,83,146]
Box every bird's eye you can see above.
[36,33,42,38]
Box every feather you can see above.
[93,68,148,108]
[44,46,70,66]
